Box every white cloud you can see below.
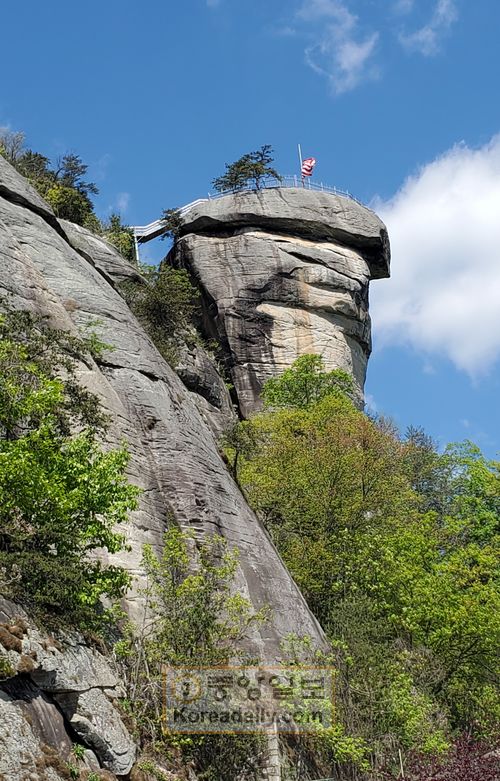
[297,0,379,94]
[274,25,297,37]
[93,153,111,182]
[393,0,415,14]
[115,192,130,213]
[400,0,458,56]
[370,136,500,376]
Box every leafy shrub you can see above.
[0,129,98,227]
[45,184,94,224]
[0,302,138,630]
[101,213,136,263]
[114,528,267,779]
[120,264,199,366]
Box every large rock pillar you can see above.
[173,188,390,416]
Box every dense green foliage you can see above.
[0,130,98,225]
[141,528,267,665]
[212,145,282,192]
[226,355,500,778]
[100,212,136,262]
[262,353,356,408]
[0,303,138,630]
[120,263,199,366]
[0,131,137,263]
[160,207,184,241]
[115,528,266,780]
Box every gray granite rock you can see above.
[29,634,120,694]
[0,157,326,661]
[0,678,73,760]
[174,207,386,414]
[175,339,237,437]
[60,218,143,287]
[56,687,135,775]
[60,219,238,437]
[0,599,134,775]
[180,187,390,279]
[0,152,60,233]
[0,690,68,781]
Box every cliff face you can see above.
[174,188,390,416]
[0,155,326,654]
[0,156,328,779]
[0,156,389,779]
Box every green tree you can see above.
[101,213,136,263]
[226,356,500,775]
[114,528,267,780]
[0,302,138,629]
[120,264,199,366]
[142,528,266,667]
[160,207,184,241]
[212,145,282,192]
[45,184,94,224]
[0,130,99,227]
[53,153,98,199]
[262,353,355,409]
[15,150,53,193]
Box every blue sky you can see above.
[1,0,500,456]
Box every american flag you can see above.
[301,157,316,178]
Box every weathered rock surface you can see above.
[0,155,326,661]
[175,339,236,438]
[180,188,390,279]
[61,218,237,437]
[0,598,135,777]
[0,690,68,781]
[0,158,389,778]
[174,189,390,416]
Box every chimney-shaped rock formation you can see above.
[173,188,390,416]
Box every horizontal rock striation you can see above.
[174,188,390,416]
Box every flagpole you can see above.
[298,143,304,188]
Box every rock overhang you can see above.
[179,187,391,280]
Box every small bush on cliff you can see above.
[114,527,267,780]
[0,302,139,630]
[101,212,136,263]
[160,207,184,241]
[212,145,282,192]
[120,264,199,366]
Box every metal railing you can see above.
[132,177,364,243]
[206,175,364,206]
